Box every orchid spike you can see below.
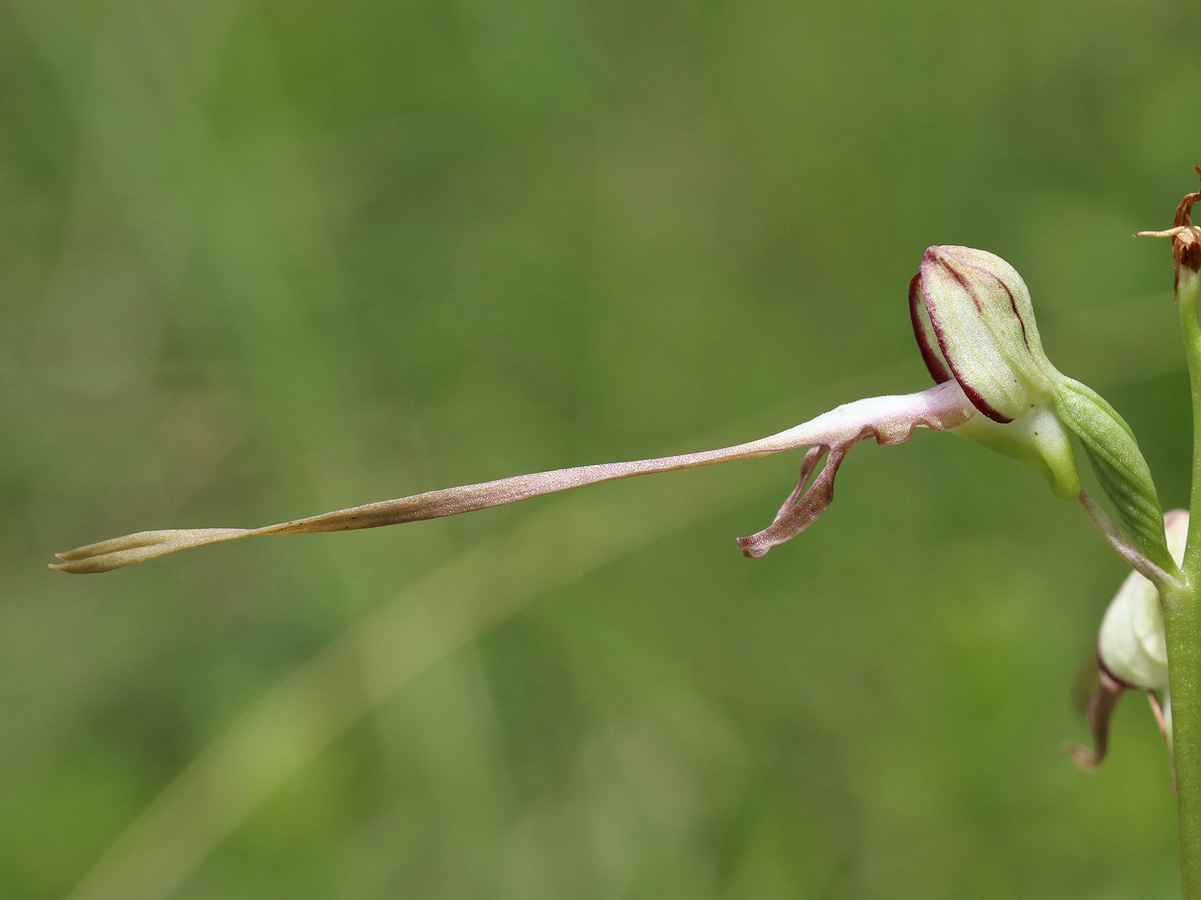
[1068,510,1187,773]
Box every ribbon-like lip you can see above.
[53,382,980,573]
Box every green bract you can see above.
[1052,378,1176,576]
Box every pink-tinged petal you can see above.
[909,272,953,385]
[737,446,847,558]
[52,382,978,573]
[736,380,977,558]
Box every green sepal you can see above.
[1051,376,1175,573]
[918,247,1060,422]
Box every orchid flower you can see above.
[1068,510,1187,773]
[52,246,1174,576]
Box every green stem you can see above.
[1165,580,1201,899]
[1183,267,1201,599]
[1172,265,1201,899]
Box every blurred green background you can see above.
[4,0,1201,897]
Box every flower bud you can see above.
[910,246,1081,501]
[913,246,1059,423]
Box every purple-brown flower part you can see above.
[735,381,975,556]
[1066,666,1127,772]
